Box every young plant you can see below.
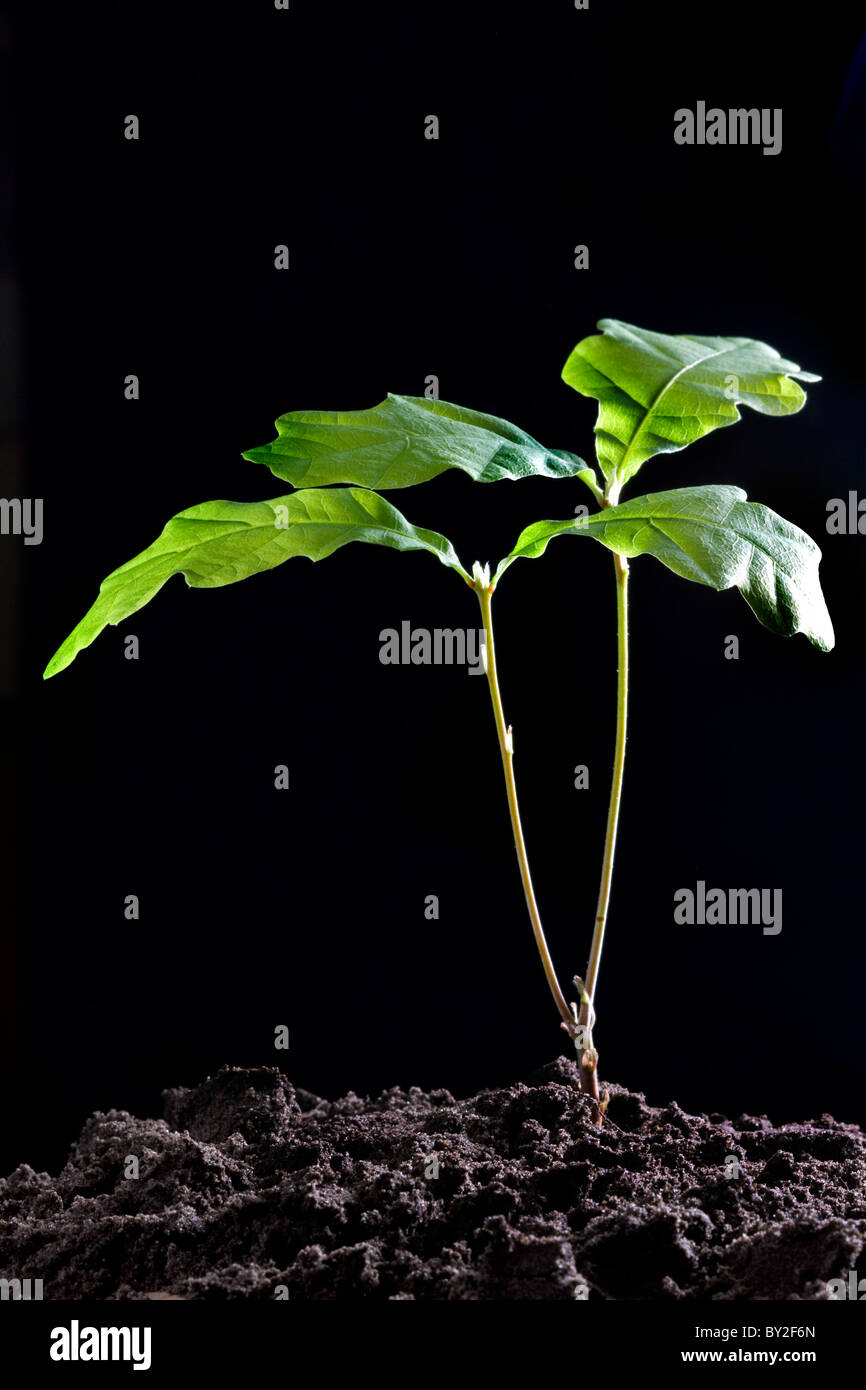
[44,319,833,1117]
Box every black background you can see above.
[3,1,865,1173]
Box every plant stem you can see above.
[578,549,629,1102]
[476,582,574,1033]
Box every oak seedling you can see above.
[44,319,833,1117]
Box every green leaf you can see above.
[562,319,820,489]
[44,489,470,678]
[242,392,594,491]
[496,485,834,651]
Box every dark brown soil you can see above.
[1,1058,864,1300]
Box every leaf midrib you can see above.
[575,504,809,573]
[613,342,743,478]
[112,511,457,581]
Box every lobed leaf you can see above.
[242,392,594,490]
[562,319,820,489]
[44,489,469,678]
[496,484,834,651]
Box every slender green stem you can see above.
[578,548,629,1100]
[476,581,574,1031]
